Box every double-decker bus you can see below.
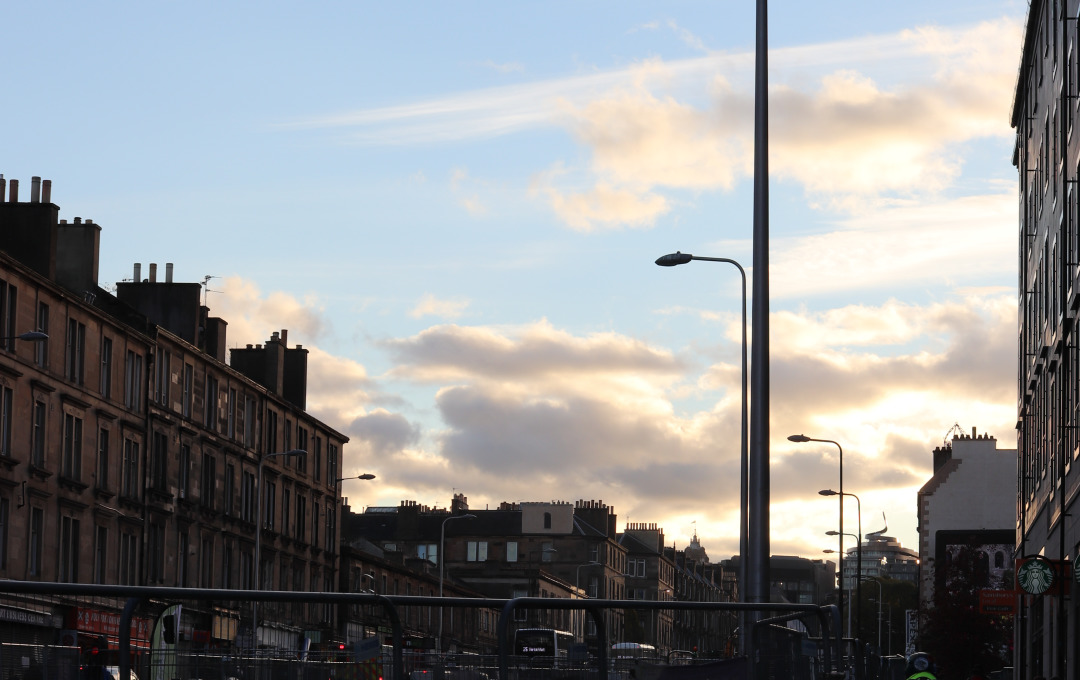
[512,628,576,668]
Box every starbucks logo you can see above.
[1018,559,1055,594]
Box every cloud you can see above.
[350,291,1013,555]
[409,293,471,320]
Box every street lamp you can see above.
[253,448,306,644]
[438,513,477,655]
[823,490,862,642]
[827,530,861,640]
[335,473,377,484]
[790,433,846,630]
[0,331,47,342]
[655,252,748,645]
[860,576,883,652]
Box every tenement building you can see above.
[1013,2,1080,677]
[0,175,348,653]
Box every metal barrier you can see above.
[0,582,847,680]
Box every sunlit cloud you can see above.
[409,293,471,320]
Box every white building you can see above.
[916,429,1016,610]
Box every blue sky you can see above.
[3,1,1027,563]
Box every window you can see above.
[66,318,86,384]
[418,543,438,564]
[241,470,256,523]
[542,540,554,562]
[154,348,170,405]
[178,530,189,587]
[224,463,235,516]
[328,444,338,486]
[203,536,216,589]
[122,437,140,498]
[264,481,276,530]
[325,505,335,552]
[467,541,489,562]
[227,388,236,439]
[29,507,43,577]
[0,282,16,352]
[295,495,306,541]
[94,525,108,584]
[627,558,646,578]
[296,426,308,472]
[148,522,165,584]
[124,350,143,409]
[60,516,80,583]
[266,410,278,455]
[205,375,219,429]
[0,387,12,457]
[150,431,168,491]
[201,452,216,510]
[312,500,320,547]
[506,541,518,562]
[240,550,252,590]
[62,413,83,480]
[314,436,322,482]
[182,363,193,418]
[282,489,291,536]
[178,443,190,499]
[100,336,112,398]
[120,530,137,585]
[0,497,7,570]
[243,396,256,448]
[30,401,46,467]
[35,302,48,368]
[96,428,111,489]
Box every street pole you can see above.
[748,0,771,625]
[252,448,305,646]
[654,253,747,652]
[438,513,476,656]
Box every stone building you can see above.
[0,175,348,653]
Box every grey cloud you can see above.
[384,324,683,379]
[347,410,421,457]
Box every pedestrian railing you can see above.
[0,582,850,680]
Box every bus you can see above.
[512,629,576,668]
[611,642,659,673]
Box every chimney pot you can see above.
[9,179,18,202]
[42,179,51,203]
[30,177,41,203]
[149,263,157,283]
[133,263,141,282]
[74,217,82,224]
[166,263,174,283]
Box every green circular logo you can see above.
[1018,559,1055,594]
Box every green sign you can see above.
[1018,558,1055,594]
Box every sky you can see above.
[2,1,1027,565]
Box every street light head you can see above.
[285,449,306,457]
[358,473,376,480]
[823,549,837,554]
[825,530,840,536]
[15,331,48,342]
[460,513,478,520]
[819,489,839,496]
[655,251,693,267]
[787,434,811,443]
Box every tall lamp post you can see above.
[823,490,862,642]
[655,252,747,651]
[826,530,861,640]
[438,513,477,656]
[253,448,306,644]
[860,576,883,652]
[788,435,844,631]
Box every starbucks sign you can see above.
[1018,557,1055,594]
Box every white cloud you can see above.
[409,293,471,320]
